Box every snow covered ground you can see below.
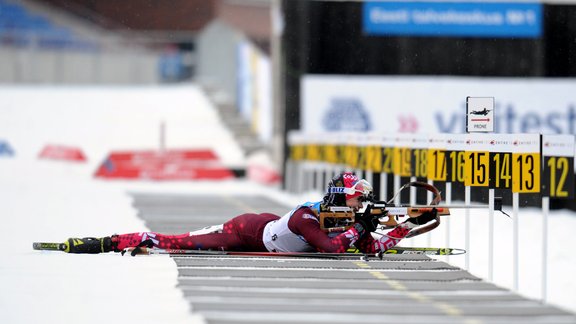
[0,84,574,324]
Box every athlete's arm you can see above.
[353,224,412,254]
[287,208,360,253]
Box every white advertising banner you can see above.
[301,75,576,135]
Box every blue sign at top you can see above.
[363,2,542,38]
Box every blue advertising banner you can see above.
[363,2,542,38]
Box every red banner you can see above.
[95,149,235,180]
[39,145,87,162]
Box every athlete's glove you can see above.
[405,208,438,226]
[354,205,378,237]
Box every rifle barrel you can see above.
[409,204,493,209]
[372,204,494,209]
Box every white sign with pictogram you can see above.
[466,97,495,133]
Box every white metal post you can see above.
[308,166,315,192]
[380,173,388,201]
[488,188,495,281]
[513,192,520,291]
[542,196,549,302]
[427,179,434,246]
[365,171,373,191]
[445,182,452,263]
[410,176,417,205]
[314,165,323,193]
[410,176,418,246]
[301,166,307,193]
[285,160,293,192]
[465,185,471,270]
[394,175,401,205]
[292,162,298,193]
[324,168,332,192]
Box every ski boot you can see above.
[63,237,113,254]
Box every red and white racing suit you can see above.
[112,202,413,253]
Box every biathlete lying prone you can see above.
[56,172,438,255]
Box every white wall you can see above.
[0,48,160,84]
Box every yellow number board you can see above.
[463,134,541,193]
[464,151,490,186]
[544,156,573,198]
[427,149,446,181]
[363,145,381,172]
[324,144,339,164]
[512,153,540,193]
[411,148,428,178]
[542,135,575,199]
[489,152,512,189]
[393,147,411,176]
[382,147,394,174]
[290,145,305,161]
[444,134,467,183]
[306,144,322,162]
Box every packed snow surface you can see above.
[0,85,574,324]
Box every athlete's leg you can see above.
[112,230,243,251]
[113,213,280,251]
[180,213,279,251]
[229,213,280,251]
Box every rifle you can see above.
[319,181,508,238]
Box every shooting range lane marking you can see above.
[353,261,371,269]
[218,194,258,214]
[354,261,482,322]
[177,284,515,297]
[177,265,455,272]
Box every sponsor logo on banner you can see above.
[322,98,372,131]
[302,76,576,135]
